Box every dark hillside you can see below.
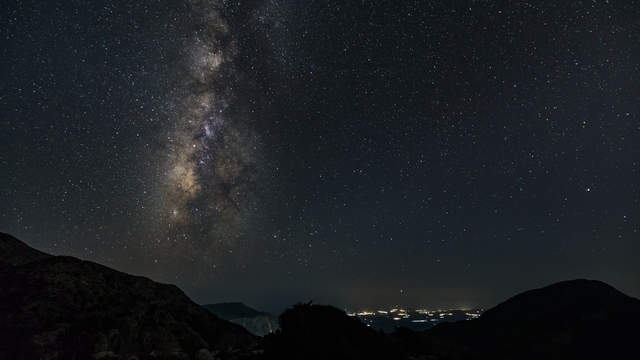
[0,233,256,360]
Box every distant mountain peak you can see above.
[203,302,279,336]
[203,302,267,319]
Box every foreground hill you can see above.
[203,303,278,337]
[0,233,256,360]
[261,303,404,360]
[425,279,640,359]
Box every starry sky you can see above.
[1,1,639,313]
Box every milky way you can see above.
[150,1,268,270]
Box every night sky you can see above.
[2,1,639,313]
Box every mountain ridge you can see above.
[0,232,52,266]
[0,232,257,360]
[424,278,640,359]
[203,302,267,320]
[203,302,279,336]
[480,278,640,322]
[2,232,639,359]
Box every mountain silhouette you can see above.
[0,232,51,266]
[203,303,279,336]
[0,233,256,360]
[424,279,640,359]
[2,233,639,360]
[204,303,266,320]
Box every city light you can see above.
[348,307,484,331]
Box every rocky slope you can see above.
[203,303,278,336]
[0,233,256,360]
